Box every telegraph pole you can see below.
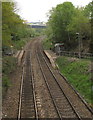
[76,32,81,58]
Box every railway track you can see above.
[36,49,80,119]
[17,51,38,119]
[43,50,93,114]
[17,37,93,119]
[36,45,93,119]
[43,50,93,118]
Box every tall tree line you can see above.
[2,1,35,91]
[46,1,93,52]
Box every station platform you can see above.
[44,50,58,68]
[14,50,25,65]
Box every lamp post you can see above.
[76,32,81,58]
[10,45,13,54]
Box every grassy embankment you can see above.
[56,56,93,105]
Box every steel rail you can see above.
[30,52,38,120]
[36,50,62,119]
[36,48,82,119]
[17,66,24,120]
[43,50,93,116]
[59,71,93,115]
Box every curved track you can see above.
[36,48,82,119]
[17,37,93,119]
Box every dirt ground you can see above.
[2,66,22,118]
[30,38,58,118]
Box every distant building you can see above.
[27,22,46,28]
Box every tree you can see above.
[67,8,91,37]
[67,8,91,51]
[2,1,34,51]
[83,2,93,18]
[2,2,14,46]
[89,1,93,53]
[46,2,75,49]
[46,2,92,51]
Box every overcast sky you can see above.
[14,0,92,22]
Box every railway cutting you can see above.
[14,37,93,119]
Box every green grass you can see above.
[56,56,93,105]
[2,75,11,88]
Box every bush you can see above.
[3,56,17,74]
[2,74,11,88]
[2,56,17,91]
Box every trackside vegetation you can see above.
[42,38,54,50]
[2,1,36,93]
[2,56,17,89]
[56,56,93,105]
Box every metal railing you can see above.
[59,51,93,59]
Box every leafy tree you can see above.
[67,8,91,38]
[83,2,93,18]
[67,8,91,51]
[46,2,75,49]
[89,1,93,53]
[2,1,35,52]
[2,1,36,92]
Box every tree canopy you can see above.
[46,1,92,52]
[2,1,34,51]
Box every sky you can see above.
[14,0,92,22]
